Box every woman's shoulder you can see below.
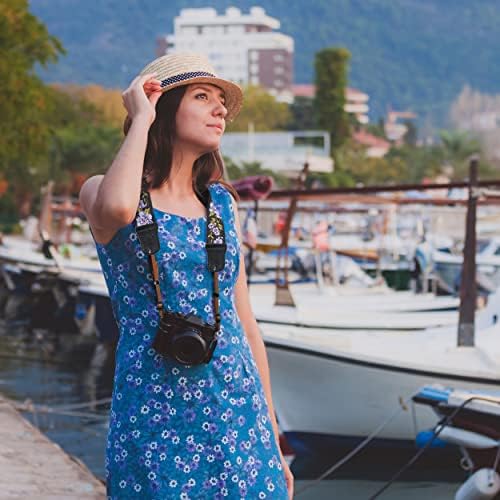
[209,181,237,201]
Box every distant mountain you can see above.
[30,0,500,127]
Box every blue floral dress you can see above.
[93,183,288,499]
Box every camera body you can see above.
[152,311,218,366]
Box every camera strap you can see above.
[135,188,226,331]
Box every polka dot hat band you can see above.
[140,52,243,121]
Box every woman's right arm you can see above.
[79,73,162,244]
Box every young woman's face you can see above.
[175,83,228,156]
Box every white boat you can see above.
[433,238,500,293]
[251,282,460,331]
[256,285,500,455]
[0,235,101,276]
[413,385,500,499]
[0,235,103,333]
[77,277,119,344]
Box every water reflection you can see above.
[0,323,463,497]
[0,321,114,478]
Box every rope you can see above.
[49,397,112,411]
[294,393,416,497]
[10,397,109,421]
[368,395,500,499]
[0,353,67,366]
[493,445,500,472]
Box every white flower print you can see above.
[98,184,287,499]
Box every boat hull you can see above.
[264,340,500,455]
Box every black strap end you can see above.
[137,224,160,254]
[206,243,226,272]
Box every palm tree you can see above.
[439,130,480,179]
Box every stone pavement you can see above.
[0,395,106,499]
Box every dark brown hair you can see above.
[123,86,237,200]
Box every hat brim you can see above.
[158,76,243,122]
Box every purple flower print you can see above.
[99,184,289,499]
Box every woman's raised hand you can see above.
[121,73,163,126]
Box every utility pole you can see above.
[274,162,309,307]
[457,156,479,347]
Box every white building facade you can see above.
[221,131,333,175]
[157,6,294,103]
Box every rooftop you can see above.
[292,84,369,102]
[352,129,391,149]
[175,6,280,29]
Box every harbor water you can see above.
[0,323,464,499]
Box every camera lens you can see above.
[173,331,207,365]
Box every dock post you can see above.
[457,156,479,347]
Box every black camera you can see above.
[152,311,218,366]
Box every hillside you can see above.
[30,0,500,126]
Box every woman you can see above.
[79,53,294,499]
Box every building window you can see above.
[274,79,284,87]
[181,27,197,35]
[250,51,259,62]
[274,66,284,75]
[273,53,284,62]
[228,25,243,34]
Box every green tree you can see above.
[439,130,478,164]
[227,85,290,132]
[286,96,317,130]
[402,120,418,146]
[313,47,351,151]
[48,125,122,192]
[329,139,406,186]
[223,157,289,188]
[365,118,386,139]
[0,0,64,167]
[46,83,109,129]
[0,0,64,213]
[384,143,447,183]
[438,130,494,179]
[53,83,127,129]
[43,84,122,194]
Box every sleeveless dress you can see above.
[93,183,288,499]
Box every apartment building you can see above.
[157,6,294,102]
[293,84,370,124]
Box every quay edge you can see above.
[0,394,106,499]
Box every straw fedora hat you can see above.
[140,52,243,121]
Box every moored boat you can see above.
[259,288,500,457]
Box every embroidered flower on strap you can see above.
[207,200,224,245]
[136,192,155,228]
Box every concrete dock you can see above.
[0,395,105,499]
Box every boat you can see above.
[433,238,500,294]
[0,234,102,330]
[0,234,101,276]
[413,385,500,499]
[252,282,460,331]
[259,292,500,457]
[76,277,119,344]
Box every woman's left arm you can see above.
[231,198,294,498]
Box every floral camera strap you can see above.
[135,189,226,329]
